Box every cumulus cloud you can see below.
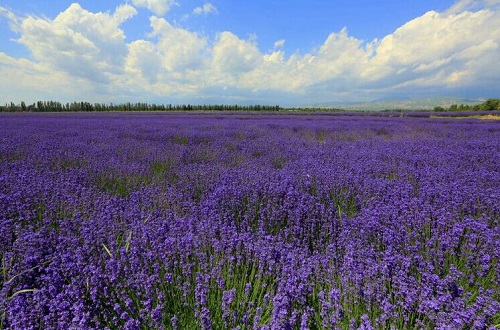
[148,16,207,70]
[193,3,218,15]
[362,7,500,95]
[125,16,208,95]
[236,28,369,95]
[125,39,162,83]
[12,3,136,83]
[212,32,261,75]
[0,51,96,103]
[446,0,500,14]
[130,0,177,16]
[1,1,499,105]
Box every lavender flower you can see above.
[0,112,499,329]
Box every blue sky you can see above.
[0,0,499,106]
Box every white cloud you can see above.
[193,3,218,15]
[122,16,210,98]
[314,28,369,79]
[362,8,500,91]
[114,4,139,22]
[1,1,499,105]
[125,39,162,83]
[0,6,18,27]
[13,3,136,83]
[273,39,285,49]
[211,32,261,76]
[446,0,500,14]
[0,51,96,103]
[238,28,369,94]
[130,0,177,16]
[147,16,207,71]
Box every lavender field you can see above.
[1,113,499,329]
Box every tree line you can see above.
[0,101,282,113]
[1,99,498,113]
[433,99,500,112]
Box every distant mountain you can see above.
[308,97,484,111]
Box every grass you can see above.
[95,246,278,329]
[430,114,500,120]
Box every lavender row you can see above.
[1,113,499,329]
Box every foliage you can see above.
[0,101,282,113]
[437,98,500,112]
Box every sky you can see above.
[0,0,499,106]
